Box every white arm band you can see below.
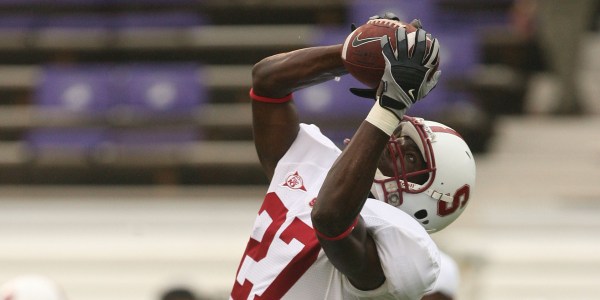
[365,103,403,136]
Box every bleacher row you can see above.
[0,0,517,185]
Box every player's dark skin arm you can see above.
[314,18,438,291]
[252,45,388,291]
[251,45,348,180]
[312,121,389,290]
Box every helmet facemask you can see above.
[371,116,437,207]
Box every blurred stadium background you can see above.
[0,0,599,299]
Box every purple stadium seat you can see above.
[294,75,374,119]
[34,65,116,111]
[27,63,207,162]
[438,29,480,75]
[119,63,204,113]
[410,28,481,118]
[350,0,510,34]
[37,14,111,29]
[110,63,206,145]
[26,65,116,158]
[0,0,115,5]
[310,25,349,46]
[0,0,107,7]
[349,0,441,31]
[111,0,198,4]
[0,14,38,29]
[433,0,512,29]
[114,11,208,28]
[294,75,374,145]
[0,0,44,4]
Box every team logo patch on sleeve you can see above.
[282,171,307,191]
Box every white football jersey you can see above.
[231,124,440,300]
[425,251,460,297]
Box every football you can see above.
[342,19,419,88]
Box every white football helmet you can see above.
[0,275,67,300]
[371,116,476,233]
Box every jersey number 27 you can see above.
[231,192,321,299]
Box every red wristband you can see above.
[249,88,292,103]
[314,217,359,241]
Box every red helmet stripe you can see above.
[430,126,463,140]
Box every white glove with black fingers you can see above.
[377,26,441,118]
[352,26,441,119]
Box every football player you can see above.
[230,17,475,300]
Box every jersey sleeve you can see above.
[268,123,341,193]
[343,200,441,299]
[425,251,459,297]
[373,225,440,299]
[282,123,341,165]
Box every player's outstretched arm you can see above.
[311,26,441,291]
[251,45,348,180]
[313,121,390,290]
